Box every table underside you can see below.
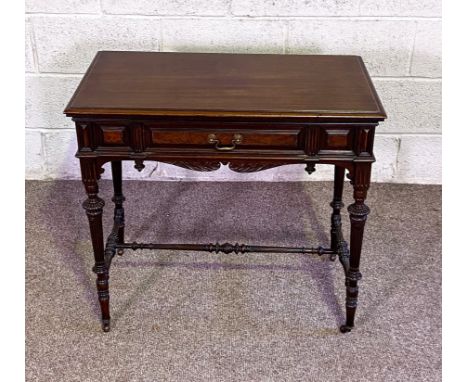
[74,116,376,334]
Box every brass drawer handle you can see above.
[208,133,243,151]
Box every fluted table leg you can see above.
[80,159,110,332]
[340,163,371,333]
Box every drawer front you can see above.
[149,128,302,151]
[77,120,373,158]
[86,121,305,153]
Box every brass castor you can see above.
[102,320,110,332]
[117,249,124,256]
[340,325,352,333]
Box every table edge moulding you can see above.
[64,51,387,333]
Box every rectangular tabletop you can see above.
[64,51,386,120]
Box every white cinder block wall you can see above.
[25,0,441,184]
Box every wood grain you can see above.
[64,51,386,120]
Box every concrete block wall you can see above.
[25,0,441,184]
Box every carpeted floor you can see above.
[25,180,441,382]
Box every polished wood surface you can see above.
[65,51,386,120]
[65,51,386,333]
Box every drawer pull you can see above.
[208,133,243,151]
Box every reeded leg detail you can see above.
[81,159,111,332]
[83,193,111,332]
[111,161,125,256]
[340,163,371,333]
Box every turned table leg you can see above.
[340,163,371,333]
[111,161,125,256]
[80,159,110,332]
[330,165,345,259]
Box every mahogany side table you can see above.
[64,51,386,332]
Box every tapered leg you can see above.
[330,166,345,257]
[111,161,125,255]
[80,159,110,332]
[340,163,371,333]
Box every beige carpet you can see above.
[26,180,441,382]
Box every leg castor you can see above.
[102,320,110,332]
[117,248,124,256]
[340,325,353,333]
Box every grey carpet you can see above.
[25,180,441,382]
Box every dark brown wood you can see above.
[64,51,385,120]
[79,158,110,332]
[117,242,334,256]
[111,161,125,255]
[66,51,386,333]
[340,162,372,333]
[330,165,346,258]
[151,128,300,149]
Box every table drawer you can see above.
[86,122,368,157]
[149,127,303,151]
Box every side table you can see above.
[64,51,386,332]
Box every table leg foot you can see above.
[93,263,111,333]
[117,248,124,256]
[339,325,353,333]
[102,319,111,332]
